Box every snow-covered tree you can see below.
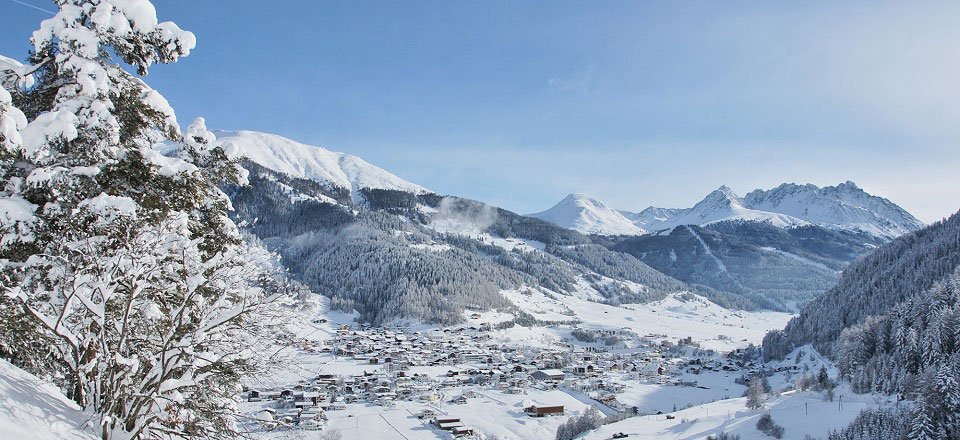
[746,377,766,409]
[555,406,604,440]
[910,395,938,440]
[0,1,287,439]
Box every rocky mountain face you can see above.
[742,181,924,239]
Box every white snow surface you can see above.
[0,55,36,89]
[501,289,791,351]
[0,359,95,439]
[535,182,923,238]
[529,193,647,236]
[583,386,890,440]
[215,130,429,198]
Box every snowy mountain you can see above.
[743,181,924,238]
[221,133,689,324]
[528,193,647,236]
[533,182,923,239]
[220,130,897,317]
[216,130,429,205]
[630,185,809,232]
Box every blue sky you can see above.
[3,0,959,222]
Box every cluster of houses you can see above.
[329,325,683,384]
[242,325,756,436]
[245,390,328,431]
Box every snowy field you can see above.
[583,387,893,440]
[500,289,792,351]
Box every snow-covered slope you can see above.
[0,359,95,439]
[216,130,429,201]
[533,182,923,239]
[582,383,890,440]
[528,193,646,236]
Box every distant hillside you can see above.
[223,133,689,325]
[609,220,884,311]
[763,210,960,360]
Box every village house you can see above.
[531,369,566,381]
[524,405,565,417]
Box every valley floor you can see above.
[239,293,890,440]
[0,293,888,440]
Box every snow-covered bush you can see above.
[756,414,784,438]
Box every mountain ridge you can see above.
[216,129,901,316]
[531,182,923,239]
[215,130,430,205]
[218,131,692,324]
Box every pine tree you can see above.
[933,359,960,437]
[0,2,287,439]
[817,366,830,389]
[909,396,937,440]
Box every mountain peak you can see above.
[697,185,744,208]
[610,181,921,239]
[839,180,860,189]
[565,192,602,204]
[215,130,430,201]
[529,193,646,236]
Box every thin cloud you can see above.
[547,63,597,95]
